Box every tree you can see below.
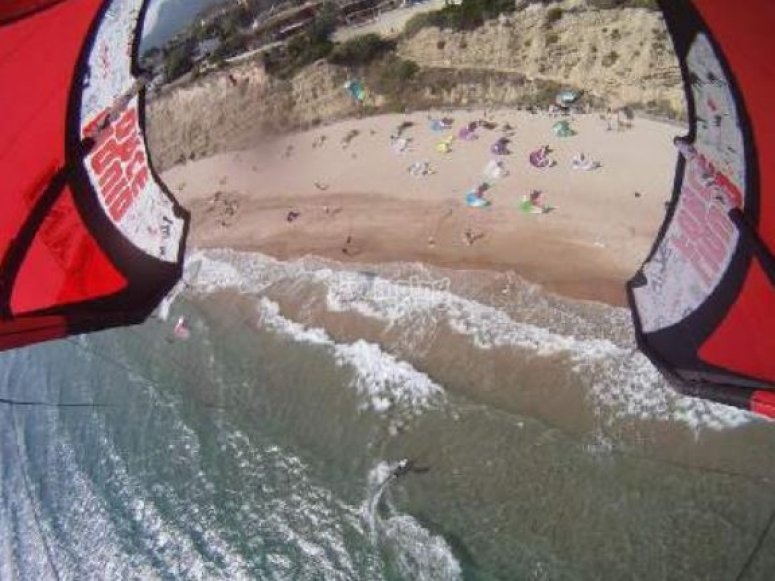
[309,2,338,44]
[164,42,194,81]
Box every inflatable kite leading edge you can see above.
[0,0,189,350]
[628,0,775,418]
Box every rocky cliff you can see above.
[146,0,684,171]
[399,0,683,113]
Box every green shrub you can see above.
[588,0,658,9]
[402,0,517,37]
[264,4,337,78]
[545,32,559,44]
[545,6,562,26]
[601,50,619,67]
[328,34,395,66]
[404,12,437,37]
[309,2,338,43]
[374,56,420,96]
[264,35,334,78]
[164,42,194,81]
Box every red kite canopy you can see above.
[0,0,188,350]
[629,0,775,418]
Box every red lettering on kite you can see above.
[87,106,148,222]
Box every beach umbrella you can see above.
[436,136,454,153]
[458,124,478,141]
[554,89,581,108]
[0,1,189,350]
[629,0,775,418]
[490,137,511,155]
[552,120,575,137]
[529,147,554,168]
[344,79,367,103]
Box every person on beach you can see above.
[530,190,545,209]
[463,228,484,246]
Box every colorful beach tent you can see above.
[344,79,367,103]
[552,120,575,137]
[436,136,454,154]
[458,123,478,141]
[629,0,775,417]
[0,0,189,351]
[529,146,554,168]
[555,90,581,108]
[466,183,490,207]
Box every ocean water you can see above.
[2,249,775,580]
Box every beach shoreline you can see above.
[165,109,685,307]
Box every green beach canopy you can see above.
[552,120,575,137]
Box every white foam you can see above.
[188,249,754,430]
[214,428,374,580]
[257,298,445,415]
[322,265,752,430]
[360,462,462,581]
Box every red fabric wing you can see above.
[694,0,775,383]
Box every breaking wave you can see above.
[182,249,752,430]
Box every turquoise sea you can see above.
[2,249,775,579]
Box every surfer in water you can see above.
[392,459,413,478]
[391,458,429,479]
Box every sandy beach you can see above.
[165,108,684,305]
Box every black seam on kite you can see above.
[0,397,107,407]
[0,137,94,319]
[0,0,67,27]
[735,505,775,581]
[729,208,775,288]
